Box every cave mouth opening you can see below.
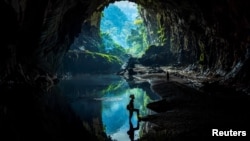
[100,1,149,59]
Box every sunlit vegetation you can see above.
[100,1,149,59]
[82,50,122,65]
[63,50,122,74]
[157,26,167,44]
[126,15,149,57]
[198,40,205,65]
[99,32,127,61]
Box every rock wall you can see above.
[137,0,250,82]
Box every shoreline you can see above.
[126,65,250,139]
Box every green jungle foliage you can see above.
[126,16,149,57]
[84,50,122,65]
[63,50,122,74]
[100,3,149,59]
[99,32,128,61]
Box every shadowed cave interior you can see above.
[1,0,250,140]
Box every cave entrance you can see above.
[100,1,148,59]
[65,0,165,74]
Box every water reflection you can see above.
[101,87,159,141]
[127,117,140,141]
[126,94,141,141]
[58,74,160,141]
[127,94,140,120]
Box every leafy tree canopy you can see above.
[100,2,149,59]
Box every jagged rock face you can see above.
[1,0,250,84]
[70,22,100,52]
[126,0,249,85]
[139,0,249,70]
[138,45,174,66]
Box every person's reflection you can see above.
[126,94,141,141]
[127,119,140,141]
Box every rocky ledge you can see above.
[122,64,250,140]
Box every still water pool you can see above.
[58,74,160,141]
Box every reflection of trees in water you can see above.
[100,80,127,95]
[127,81,160,100]
[58,75,127,98]
[58,75,159,141]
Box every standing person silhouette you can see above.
[126,94,139,119]
[166,71,170,81]
[126,94,141,141]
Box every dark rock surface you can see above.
[130,65,250,140]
